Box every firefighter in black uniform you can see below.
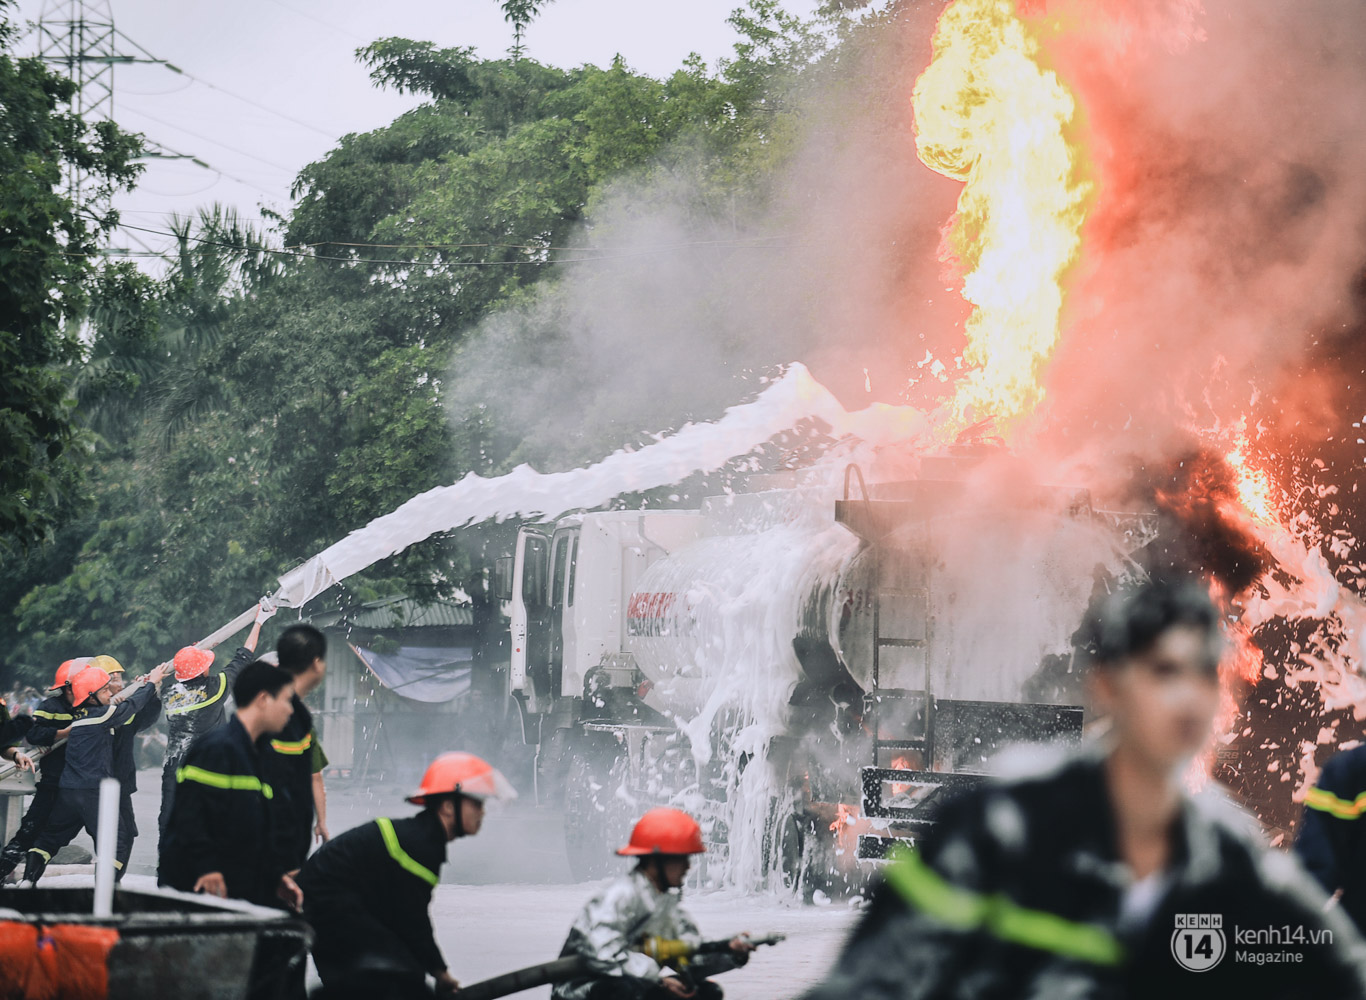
[1296,743,1366,933]
[264,623,329,875]
[97,654,163,878]
[803,576,1366,1000]
[158,599,275,842]
[0,659,83,882]
[297,752,517,998]
[158,659,301,908]
[21,661,168,883]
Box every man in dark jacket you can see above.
[0,659,83,882]
[21,661,168,884]
[263,623,328,874]
[97,655,163,878]
[158,659,300,909]
[1296,743,1366,932]
[296,752,516,998]
[158,600,275,842]
[804,577,1366,1000]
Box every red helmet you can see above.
[174,646,215,682]
[406,752,517,805]
[71,667,111,706]
[49,658,91,692]
[617,808,706,856]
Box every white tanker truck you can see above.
[497,456,1152,893]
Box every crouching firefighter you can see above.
[296,752,517,999]
[554,809,756,1000]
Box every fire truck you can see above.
[497,455,1152,893]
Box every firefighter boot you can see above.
[20,849,49,885]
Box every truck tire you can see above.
[562,743,629,881]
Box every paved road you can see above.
[31,769,859,997]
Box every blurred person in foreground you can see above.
[803,575,1366,1000]
[158,659,301,909]
[553,808,755,1000]
[297,752,515,999]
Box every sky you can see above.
[12,0,820,258]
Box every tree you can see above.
[0,2,141,554]
[500,0,554,62]
[0,1,856,685]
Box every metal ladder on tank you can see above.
[843,465,971,861]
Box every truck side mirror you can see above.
[493,556,514,602]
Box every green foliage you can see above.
[0,1,873,686]
[0,2,142,553]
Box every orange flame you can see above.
[1225,439,1280,528]
[1188,581,1266,791]
[890,756,913,797]
[912,0,1092,437]
[829,801,856,834]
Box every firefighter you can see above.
[158,599,276,842]
[296,751,516,998]
[264,623,329,875]
[553,808,755,1000]
[0,659,85,883]
[1295,742,1366,933]
[802,576,1366,1000]
[95,654,163,878]
[157,659,300,909]
[21,661,168,884]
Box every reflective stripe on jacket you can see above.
[297,810,449,976]
[157,714,282,906]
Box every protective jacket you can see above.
[112,685,161,789]
[553,870,745,1000]
[60,682,160,789]
[296,810,449,983]
[158,715,282,906]
[162,645,254,765]
[804,745,1366,1000]
[1296,743,1366,933]
[159,645,254,839]
[24,694,75,784]
[263,695,326,871]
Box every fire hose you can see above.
[454,933,786,1000]
[0,609,259,786]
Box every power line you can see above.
[134,139,279,200]
[260,0,369,45]
[114,28,339,141]
[120,103,298,174]
[62,216,818,267]
[115,218,807,258]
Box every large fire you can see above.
[911,0,1362,815]
[912,0,1091,437]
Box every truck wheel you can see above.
[563,747,626,881]
[774,812,805,896]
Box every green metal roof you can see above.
[310,595,474,630]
